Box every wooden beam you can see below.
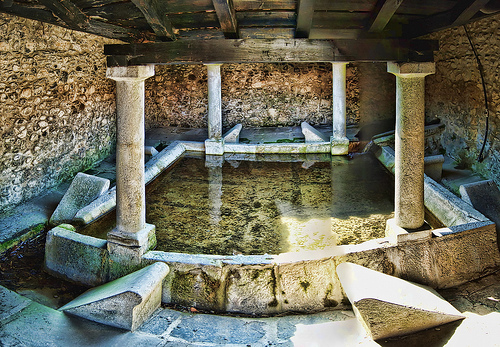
[37,0,89,30]
[368,0,403,33]
[105,38,438,65]
[212,0,239,39]
[295,0,315,38]
[131,0,176,41]
[404,0,490,38]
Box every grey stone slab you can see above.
[61,262,170,331]
[0,286,31,322]
[223,123,242,143]
[301,121,329,142]
[0,298,165,347]
[136,308,183,335]
[45,224,109,286]
[50,172,110,226]
[337,262,465,340]
[169,314,266,344]
[460,180,500,227]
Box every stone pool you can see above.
[79,153,394,255]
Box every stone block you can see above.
[60,262,169,331]
[301,122,329,143]
[223,124,243,143]
[50,172,110,226]
[44,224,109,286]
[225,265,277,315]
[330,136,349,155]
[424,155,444,181]
[205,138,225,155]
[337,262,464,340]
[460,180,500,228]
[278,258,342,313]
[73,187,117,225]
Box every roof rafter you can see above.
[404,0,491,38]
[368,0,403,32]
[212,0,239,39]
[37,0,89,30]
[295,0,315,38]
[130,0,176,41]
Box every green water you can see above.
[80,153,394,255]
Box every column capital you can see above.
[204,63,223,66]
[106,65,155,81]
[387,62,435,78]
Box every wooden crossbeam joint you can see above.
[131,0,176,41]
[212,0,239,39]
[38,0,89,30]
[368,0,403,33]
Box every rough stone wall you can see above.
[426,13,500,185]
[0,13,119,210]
[145,63,359,129]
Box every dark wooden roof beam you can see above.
[37,0,89,30]
[212,0,239,39]
[404,0,491,38]
[105,38,438,66]
[295,0,315,38]
[130,0,176,41]
[368,0,404,32]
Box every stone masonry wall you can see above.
[426,13,500,185]
[145,63,359,129]
[0,13,120,211]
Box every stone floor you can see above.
[0,126,499,346]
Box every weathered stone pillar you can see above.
[205,63,224,155]
[331,62,349,155]
[106,65,156,258]
[388,62,435,229]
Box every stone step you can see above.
[59,262,169,331]
[336,262,465,340]
[49,172,110,226]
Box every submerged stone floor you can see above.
[1,126,500,345]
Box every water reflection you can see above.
[144,153,394,255]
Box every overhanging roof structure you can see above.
[1,0,499,64]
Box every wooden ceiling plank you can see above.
[37,0,89,30]
[105,38,437,65]
[368,0,404,32]
[131,0,176,41]
[453,0,491,24]
[295,0,315,38]
[404,0,490,38]
[212,0,239,39]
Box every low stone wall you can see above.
[426,13,500,185]
[145,63,360,129]
[0,13,120,211]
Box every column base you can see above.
[330,136,349,155]
[205,139,225,155]
[107,223,156,255]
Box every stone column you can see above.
[331,62,349,155]
[388,62,435,229]
[106,65,156,259]
[205,63,224,155]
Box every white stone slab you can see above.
[301,122,329,143]
[50,172,109,226]
[336,262,465,340]
[60,262,169,331]
[223,124,243,143]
